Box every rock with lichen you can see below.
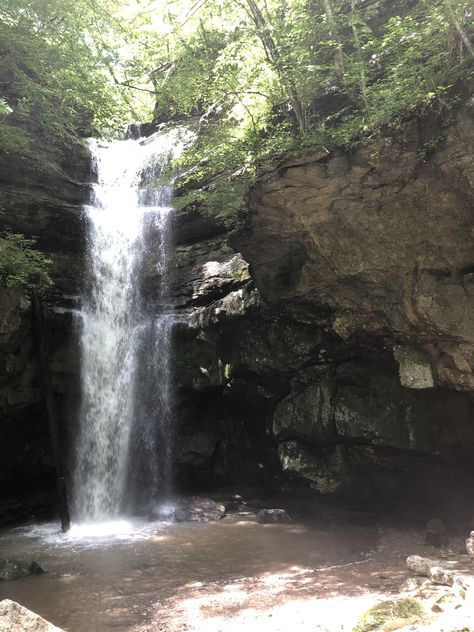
[0,599,62,632]
[0,560,44,581]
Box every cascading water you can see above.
[73,130,184,522]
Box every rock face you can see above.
[174,497,225,522]
[0,284,52,511]
[230,92,474,504]
[0,134,87,516]
[169,218,283,488]
[0,600,63,632]
[236,104,474,391]
[2,85,474,512]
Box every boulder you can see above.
[407,555,439,577]
[0,599,63,631]
[424,518,448,547]
[406,555,455,587]
[0,560,44,581]
[174,497,226,522]
[256,508,292,523]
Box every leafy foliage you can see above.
[0,98,12,116]
[1,0,472,220]
[0,0,149,167]
[134,0,473,223]
[0,234,52,293]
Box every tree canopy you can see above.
[1,0,473,213]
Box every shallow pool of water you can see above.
[0,512,377,631]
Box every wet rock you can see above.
[256,508,292,523]
[466,531,474,556]
[0,599,63,631]
[0,560,44,581]
[174,497,226,522]
[425,518,448,547]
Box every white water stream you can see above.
[73,130,185,523]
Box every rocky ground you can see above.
[1,500,474,632]
[131,508,474,632]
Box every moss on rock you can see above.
[354,597,425,632]
[0,559,45,581]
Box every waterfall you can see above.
[73,131,183,522]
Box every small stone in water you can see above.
[0,560,45,581]
[256,508,292,524]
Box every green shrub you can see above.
[0,233,52,292]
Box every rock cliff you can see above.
[0,137,88,515]
[230,92,474,506]
[1,91,474,517]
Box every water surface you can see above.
[0,513,377,631]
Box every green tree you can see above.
[1,0,472,223]
[0,0,144,164]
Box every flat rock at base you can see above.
[256,508,292,523]
[405,555,473,592]
[406,555,455,585]
[0,560,44,581]
[0,600,64,632]
[174,497,226,522]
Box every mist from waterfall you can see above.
[73,130,184,522]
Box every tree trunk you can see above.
[32,293,71,532]
[244,0,307,133]
[322,0,345,80]
[350,0,369,110]
[446,4,474,61]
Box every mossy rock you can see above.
[0,559,45,581]
[354,598,425,632]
